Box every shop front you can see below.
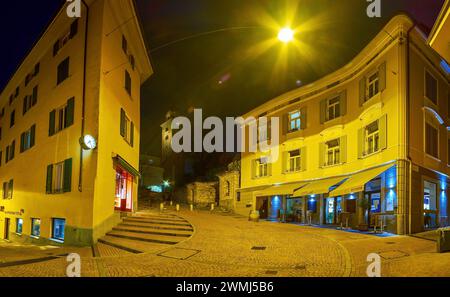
[113,155,140,213]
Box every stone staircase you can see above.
[94,213,194,256]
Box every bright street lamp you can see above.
[278,27,294,43]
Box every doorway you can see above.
[256,197,269,219]
[115,168,133,212]
[423,181,438,229]
[324,197,342,225]
[365,192,381,227]
[4,218,10,240]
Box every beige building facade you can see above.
[0,0,152,246]
[237,15,450,235]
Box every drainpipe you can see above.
[78,0,89,192]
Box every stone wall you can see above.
[217,171,240,211]
[186,182,218,207]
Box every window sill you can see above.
[425,154,441,162]
[252,176,271,180]
[49,238,64,244]
[362,92,382,107]
[30,235,40,240]
[15,233,22,236]
[283,170,302,174]
[321,163,344,169]
[361,150,382,158]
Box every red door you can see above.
[115,168,133,212]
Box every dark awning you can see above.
[113,155,141,178]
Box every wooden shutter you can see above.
[359,77,366,106]
[32,86,38,105]
[30,125,36,148]
[10,141,15,159]
[282,151,288,173]
[379,114,387,150]
[5,146,9,163]
[65,97,75,128]
[319,142,325,168]
[130,121,135,147]
[49,110,56,136]
[70,19,78,38]
[358,128,365,158]
[53,40,59,57]
[379,62,386,92]
[320,99,327,124]
[20,133,25,153]
[340,136,347,163]
[251,159,256,179]
[340,90,347,116]
[300,107,307,130]
[282,113,288,135]
[120,109,126,137]
[9,180,13,199]
[23,96,27,115]
[46,164,53,194]
[63,158,72,193]
[301,147,307,171]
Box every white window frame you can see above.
[364,121,380,156]
[325,139,340,166]
[55,104,67,134]
[255,157,269,178]
[326,97,340,121]
[367,70,380,99]
[288,149,301,172]
[288,111,301,132]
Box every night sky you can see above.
[0,0,445,157]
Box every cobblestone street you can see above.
[0,209,449,277]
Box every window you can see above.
[57,57,70,85]
[425,70,438,104]
[225,181,231,196]
[425,122,439,158]
[53,21,78,56]
[288,111,301,132]
[122,35,128,53]
[365,121,380,156]
[9,95,14,105]
[125,70,132,95]
[46,159,72,194]
[258,120,271,143]
[16,218,23,234]
[15,86,19,98]
[327,97,341,121]
[10,110,15,127]
[254,157,270,178]
[5,140,15,163]
[23,86,38,115]
[52,218,66,241]
[31,218,41,237]
[2,180,13,199]
[20,125,36,153]
[325,139,340,166]
[287,149,301,172]
[49,98,75,136]
[120,109,134,146]
[367,71,379,99]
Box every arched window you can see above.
[225,180,231,197]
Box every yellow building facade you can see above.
[238,15,450,235]
[0,0,152,246]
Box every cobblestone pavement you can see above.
[0,209,449,277]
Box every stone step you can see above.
[120,222,193,232]
[131,215,187,223]
[106,230,182,245]
[113,225,192,237]
[123,217,192,227]
[95,242,132,257]
[98,236,169,254]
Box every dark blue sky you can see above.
[0,0,445,155]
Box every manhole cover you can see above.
[265,270,278,275]
[157,248,200,260]
[252,246,267,251]
[378,250,409,260]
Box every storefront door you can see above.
[366,192,381,227]
[4,218,10,240]
[115,168,133,212]
[424,181,438,229]
[256,197,269,219]
[324,197,343,225]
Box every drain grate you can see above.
[252,246,267,251]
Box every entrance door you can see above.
[4,218,10,240]
[366,192,381,227]
[115,168,133,212]
[256,197,269,219]
[324,198,336,224]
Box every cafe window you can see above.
[16,218,23,235]
[52,218,66,241]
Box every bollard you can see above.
[160,203,164,212]
[170,201,173,206]
[176,204,180,212]
[190,204,194,212]
[210,203,215,211]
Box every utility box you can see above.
[437,228,450,253]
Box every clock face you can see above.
[84,135,97,149]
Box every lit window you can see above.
[327,97,340,121]
[31,218,41,237]
[288,149,301,172]
[365,121,380,156]
[367,72,379,99]
[325,139,340,166]
[288,111,301,132]
[16,218,23,234]
[52,218,66,241]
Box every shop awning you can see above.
[328,163,395,197]
[293,176,348,197]
[255,182,308,196]
[113,155,141,178]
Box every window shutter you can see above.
[300,107,307,130]
[5,146,9,163]
[30,125,36,148]
[20,133,25,153]
[340,136,347,163]
[359,77,366,106]
[63,158,72,193]
[319,142,325,168]
[379,114,387,150]
[65,97,75,127]
[251,160,256,179]
[49,110,56,136]
[282,151,288,173]
[120,109,126,137]
[379,62,386,92]
[358,128,365,158]
[268,162,272,176]
[9,180,13,199]
[10,141,15,159]
[23,96,27,115]
[70,19,78,38]
[340,90,347,116]
[320,99,327,124]
[46,164,53,194]
[301,147,307,171]
[53,40,59,57]
[32,86,38,105]
[130,121,134,147]
[282,113,288,135]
